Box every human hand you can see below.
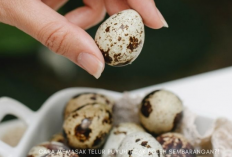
[0,0,168,78]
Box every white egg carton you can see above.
[1,67,232,157]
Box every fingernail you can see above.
[77,53,104,79]
[157,9,169,28]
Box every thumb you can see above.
[1,0,104,79]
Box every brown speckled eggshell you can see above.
[139,90,183,135]
[95,9,145,66]
[117,132,165,157]
[157,133,196,157]
[102,123,145,157]
[27,141,69,157]
[64,93,114,119]
[50,133,66,144]
[44,152,79,157]
[63,103,112,149]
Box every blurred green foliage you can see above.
[0,24,38,56]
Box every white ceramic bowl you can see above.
[1,67,232,157]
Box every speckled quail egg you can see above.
[117,132,164,157]
[50,133,66,144]
[64,93,114,119]
[139,90,183,135]
[95,9,145,66]
[63,103,112,149]
[156,133,196,157]
[42,152,79,157]
[103,123,145,157]
[27,141,69,157]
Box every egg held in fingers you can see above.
[95,9,145,66]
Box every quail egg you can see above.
[64,93,114,119]
[117,132,164,157]
[27,141,69,157]
[95,9,145,66]
[50,133,66,144]
[42,152,79,157]
[63,103,112,149]
[139,90,183,135]
[156,133,196,157]
[103,123,145,157]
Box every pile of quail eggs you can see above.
[27,9,196,157]
[27,93,114,157]
[27,89,196,157]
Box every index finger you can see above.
[0,0,105,78]
[104,0,168,29]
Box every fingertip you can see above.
[94,61,105,79]
[146,7,169,29]
[77,52,105,79]
[104,0,130,15]
[156,8,169,28]
[144,21,163,29]
[127,0,168,29]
